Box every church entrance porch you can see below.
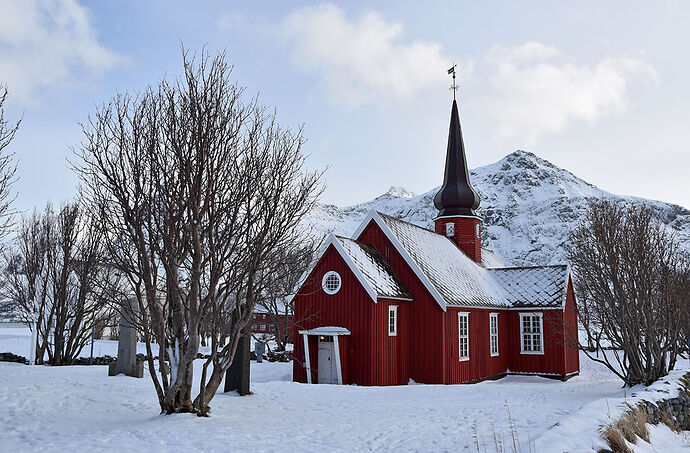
[299,327,350,384]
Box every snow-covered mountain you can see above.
[305,150,690,267]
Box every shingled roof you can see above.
[336,236,413,300]
[376,213,505,308]
[488,265,569,308]
[349,211,570,310]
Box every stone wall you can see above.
[602,372,690,452]
[638,373,690,430]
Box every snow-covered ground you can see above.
[0,325,688,452]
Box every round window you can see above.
[322,271,342,295]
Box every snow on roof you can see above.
[481,248,505,268]
[336,236,413,300]
[298,326,351,335]
[371,212,569,309]
[377,213,506,308]
[488,265,569,308]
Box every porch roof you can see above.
[298,326,351,336]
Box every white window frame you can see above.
[260,324,266,332]
[458,312,469,362]
[445,222,455,237]
[322,271,342,295]
[388,305,398,336]
[519,312,544,355]
[489,312,499,357]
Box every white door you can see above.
[318,337,335,384]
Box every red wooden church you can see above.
[292,99,579,386]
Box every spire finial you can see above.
[447,64,458,100]
[433,91,481,217]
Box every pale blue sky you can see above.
[1,0,688,213]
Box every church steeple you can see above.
[433,100,480,217]
[433,98,483,263]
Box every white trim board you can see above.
[333,336,343,385]
[302,334,312,384]
[560,265,572,309]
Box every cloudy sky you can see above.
[1,0,688,212]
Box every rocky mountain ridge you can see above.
[305,150,690,266]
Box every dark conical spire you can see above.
[433,100,480,217]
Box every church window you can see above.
[519,313,544,354]
[458,312,469,361]
[489,313,499,357]
[322,271,342,295]
[475,224,480,238]
[388,306,398,336]
[446,222,455,237]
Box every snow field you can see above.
[1,325,688,452]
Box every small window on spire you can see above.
[475,224,480,238]
[446,222,455,237]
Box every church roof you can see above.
[376,213,505,308]
[336,236,413,300]
[488,265,570,308]
[351,211,570,310]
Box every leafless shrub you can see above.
[568,200,690,386]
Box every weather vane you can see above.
[447,63,458,100]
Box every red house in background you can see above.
[251,306,294,343]
[292,100,579,386]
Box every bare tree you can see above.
[3,208,52,362]
[568,200,690,386]
[0,83,19,246]
[256,244,317,351]
[74,48,322,415]
[2,202,115,364]
[573,284,596,352]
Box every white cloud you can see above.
[0,0,123,100]
[278,4,455,108]
[482,41,658,143]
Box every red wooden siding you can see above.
[445,308,509,383]
[292,244,374,385]
[505,309,566,376]
[357,220,446,384]
[293,219,580,386]
[370,299,412,385]
[433,217,481,263]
